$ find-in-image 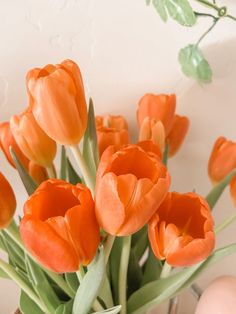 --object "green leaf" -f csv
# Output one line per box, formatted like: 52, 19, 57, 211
73, 247, 105, 314
152, 0, 168, 22
127, 249, 143, 297
20, 290, 44, 314
25, 255, 60, 313
178, 44, 212, 84
109, 238, 123, 304
128, 243, 236, 314
66, 158, 82, 184
132, 226, 148, 261
164, 0, 196, 26
55, 300, 73, 314
91, 305, 122, 314
98, 274, 114, 308
10, 147, 37, 195
162, 143, 169, 166
141, 248, 162, 286
65, 273, 79, 293
83, 98, 99, 181
146, 0, 151, 5
206, 169, 236, 209
0, 267, 9, 279
60, 146, 67, 180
